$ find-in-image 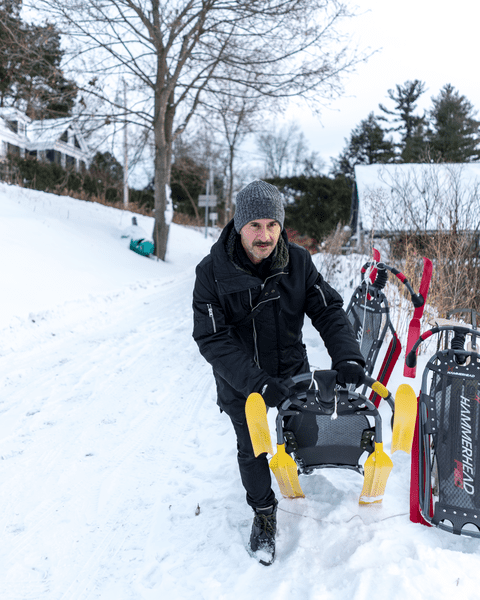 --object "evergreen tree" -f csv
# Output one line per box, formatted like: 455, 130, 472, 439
379, 79, 427, 161
87, 151, 123, 200
427, 84, 480, 162
0, 0, 77, 118
332, 112, 395, 178
267, 174, 352, 241
0, 0, 21, 105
